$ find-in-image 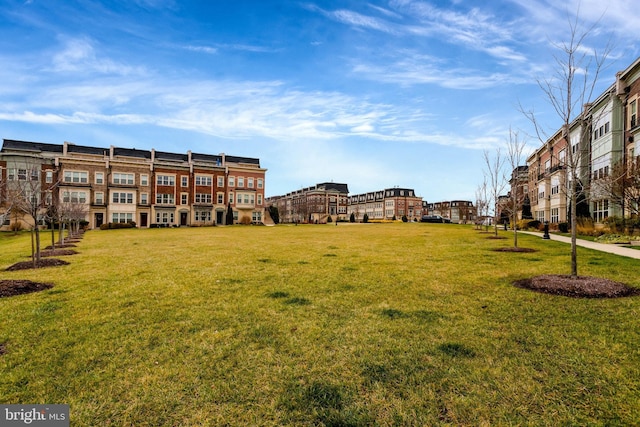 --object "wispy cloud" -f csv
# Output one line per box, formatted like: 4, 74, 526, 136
51, 37, 145, 76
